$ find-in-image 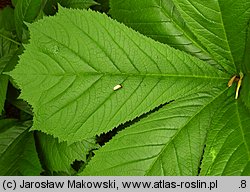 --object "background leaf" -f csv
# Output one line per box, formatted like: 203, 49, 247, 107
36, 132, 99, 174
14, 0, 47, 41
110, 0, 217, 67
171, 0, 250, 72
11, 0, 17, 7
0, 29, 18, 57
10, 8, 228, 143
200, 97, 250, 175
0, 29, 19, 115
243, 22, 250, 73
0, 120, 42, 175
0, 6, 15, 32
44, 0, 97, 16
0, 75, 8, 115
241, 75, 250, 110
59, 0, 98, 9
92, 0, 109, 13
241, 23, 250, 109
